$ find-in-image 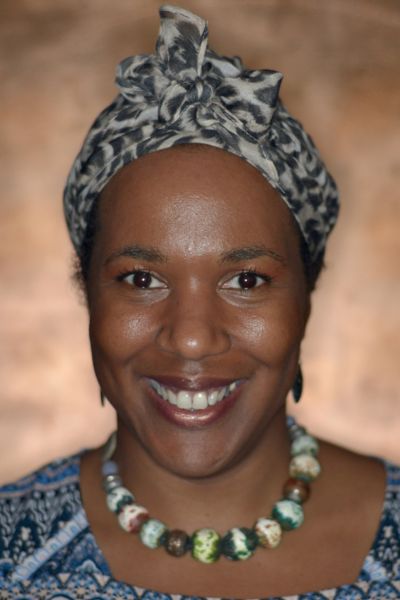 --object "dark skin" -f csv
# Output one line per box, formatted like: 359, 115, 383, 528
80, 145, 386, 598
